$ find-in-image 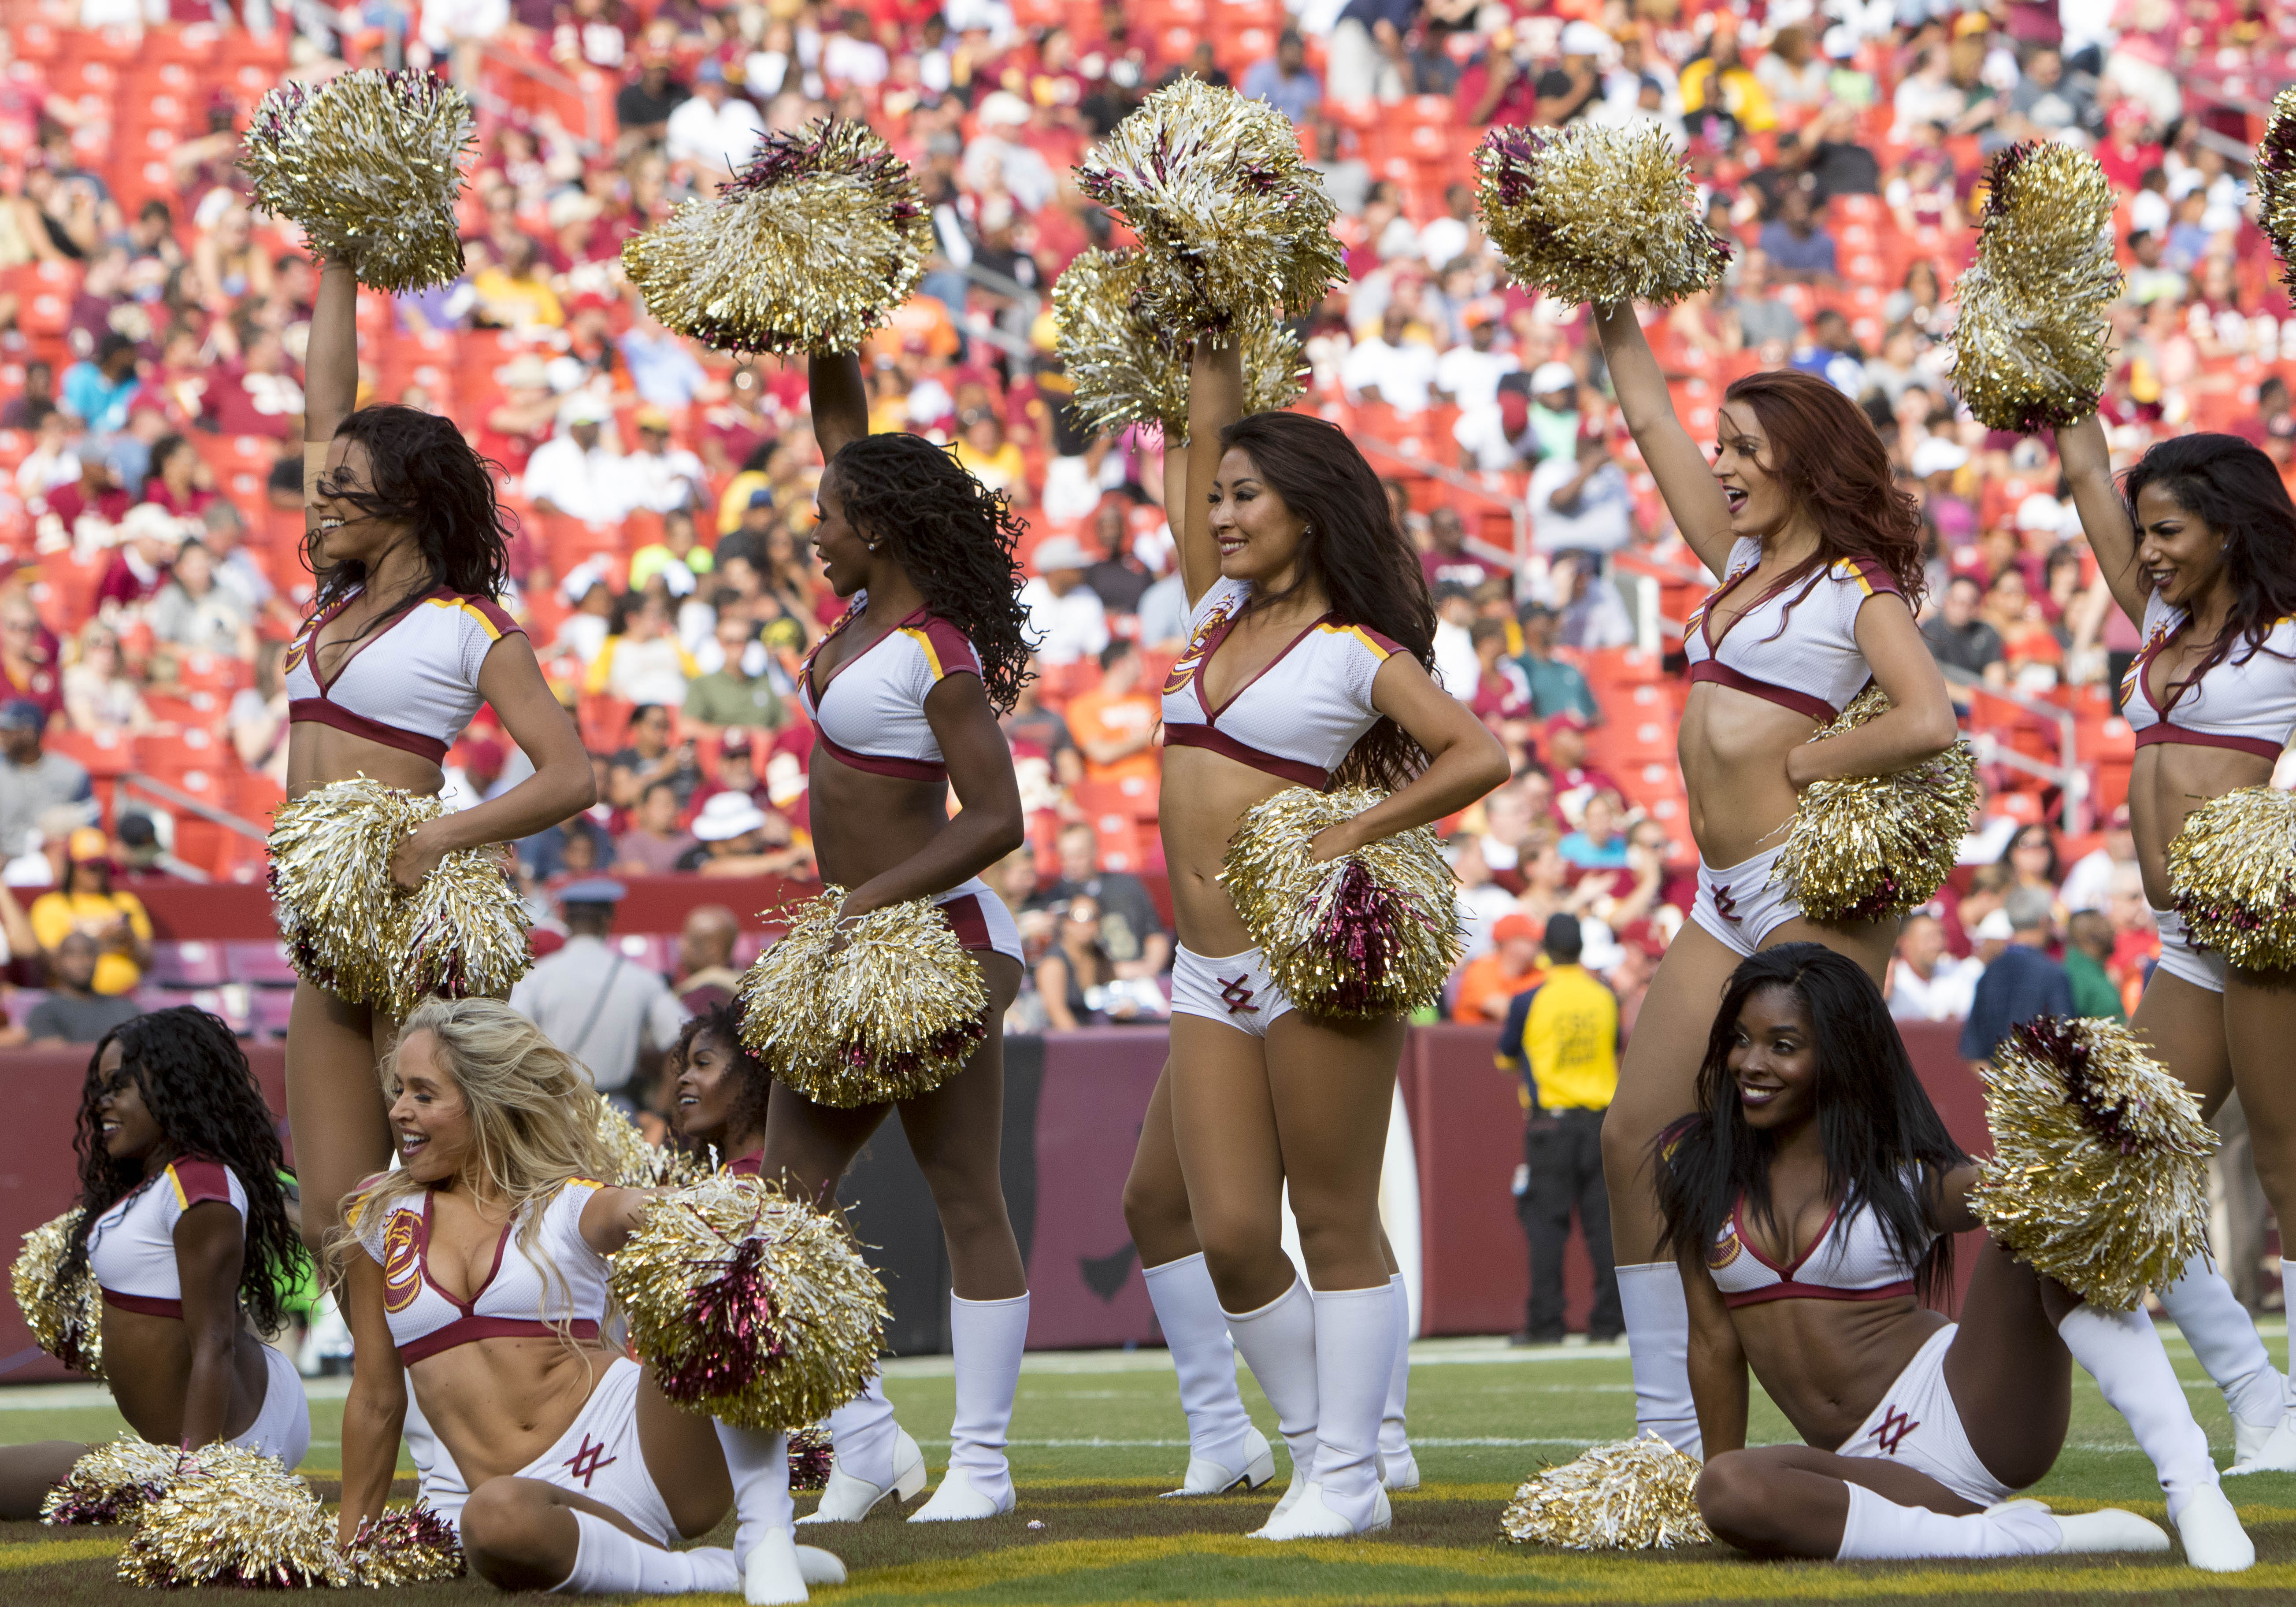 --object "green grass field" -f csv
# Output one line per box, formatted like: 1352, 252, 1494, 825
8, 1328, 2296, 1604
